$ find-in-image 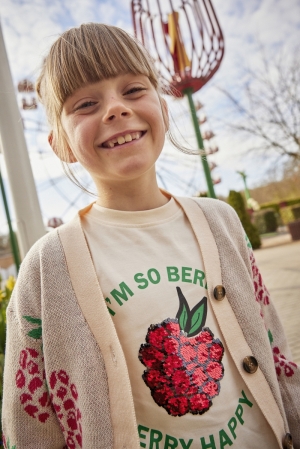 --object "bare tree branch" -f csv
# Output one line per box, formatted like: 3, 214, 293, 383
215, 49, 300, 162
